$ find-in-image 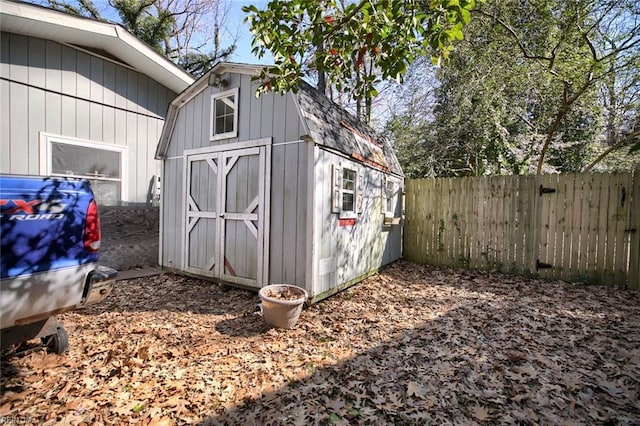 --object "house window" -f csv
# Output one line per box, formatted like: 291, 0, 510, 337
210, 88, 238, 140
46, 137, 125, 206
